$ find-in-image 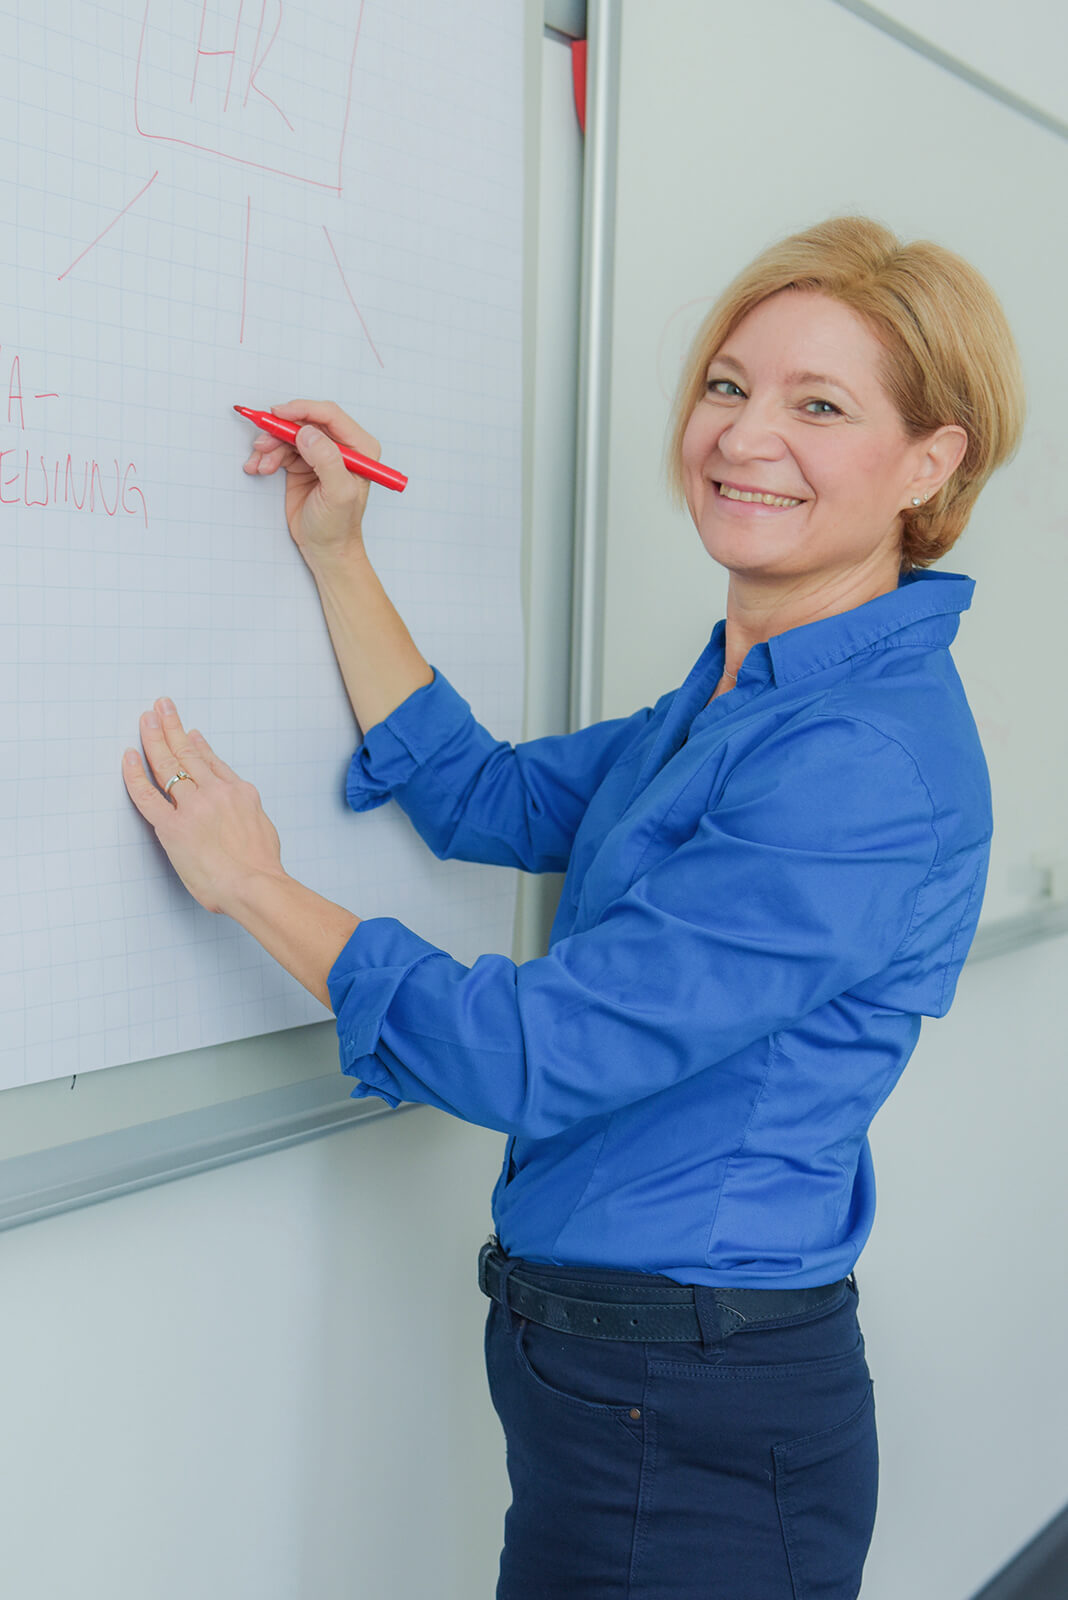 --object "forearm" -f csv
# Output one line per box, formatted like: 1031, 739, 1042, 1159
309, 544, 434, 736
228, 869, 361, 1010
